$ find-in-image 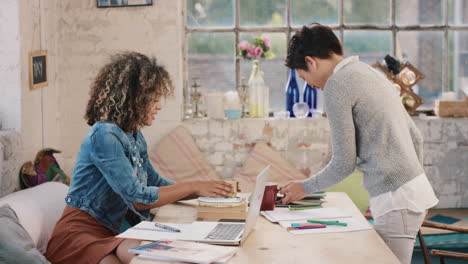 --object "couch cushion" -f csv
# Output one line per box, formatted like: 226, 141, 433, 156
233, 142, 307, 192
149, 125, 221, 182
0, 204, 49, 263
0, 182, 68, 254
